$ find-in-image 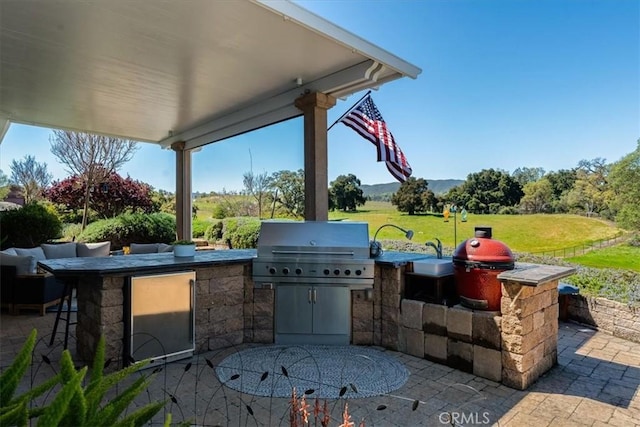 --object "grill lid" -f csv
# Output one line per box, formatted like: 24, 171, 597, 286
256, 221, 370, 258
453, 226, 514, 267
